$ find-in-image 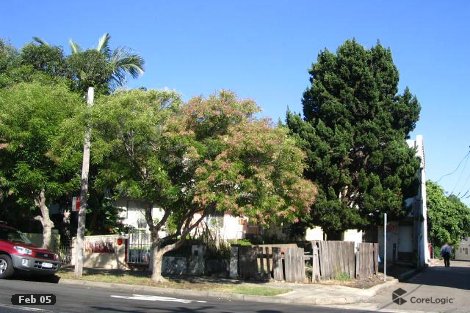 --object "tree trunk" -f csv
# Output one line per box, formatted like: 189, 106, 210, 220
150, 245, 165, 282
34, 189, 54, 250
75, 87, 94, 278
151, 242, 179, 283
